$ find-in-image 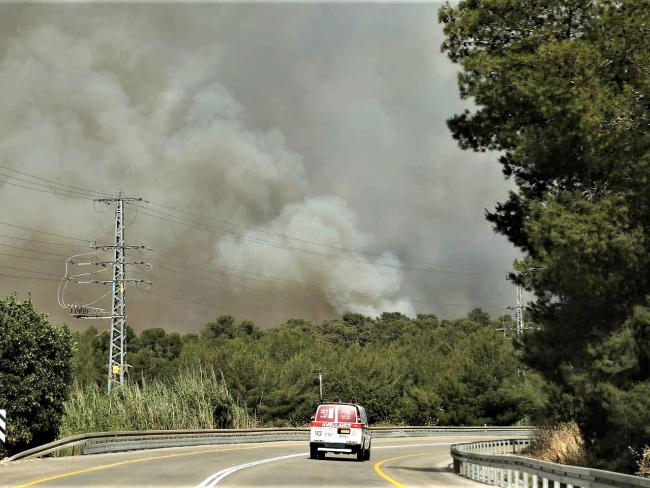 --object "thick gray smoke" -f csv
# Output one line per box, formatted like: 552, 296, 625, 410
0, 4, 518, 331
